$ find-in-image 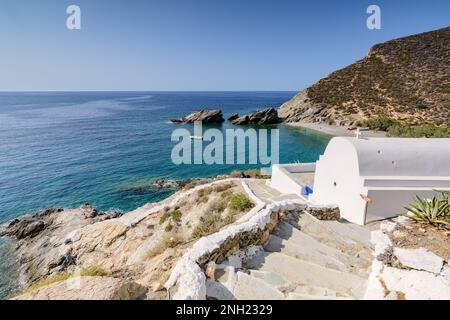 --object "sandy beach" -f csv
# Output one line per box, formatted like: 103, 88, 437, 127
285, 122, 387, 138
